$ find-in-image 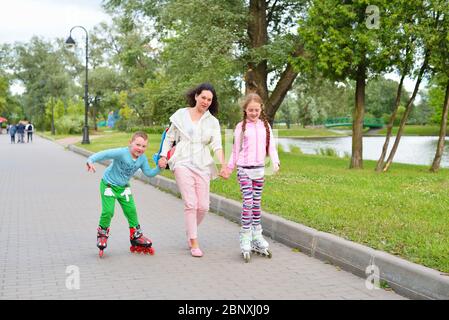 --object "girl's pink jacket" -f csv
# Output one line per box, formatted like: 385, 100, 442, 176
227, 120, 280, 171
